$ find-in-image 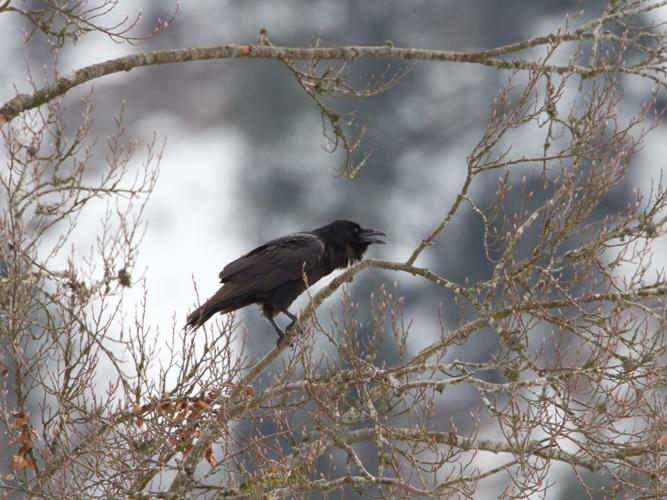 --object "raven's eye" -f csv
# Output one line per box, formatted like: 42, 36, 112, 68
353, 226, 360, 233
